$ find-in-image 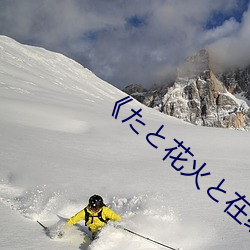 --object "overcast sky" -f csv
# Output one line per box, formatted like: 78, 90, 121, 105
0, 0, 249, 89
